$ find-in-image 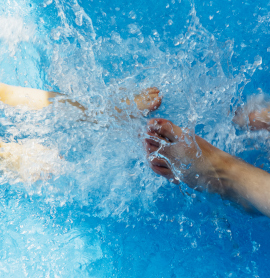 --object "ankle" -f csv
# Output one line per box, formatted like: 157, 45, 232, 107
198, 136, 240, 188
